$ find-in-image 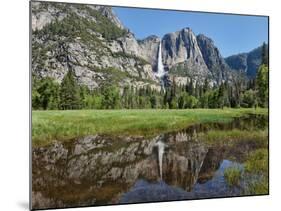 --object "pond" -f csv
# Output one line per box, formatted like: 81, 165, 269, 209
32, 114, 268, 209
